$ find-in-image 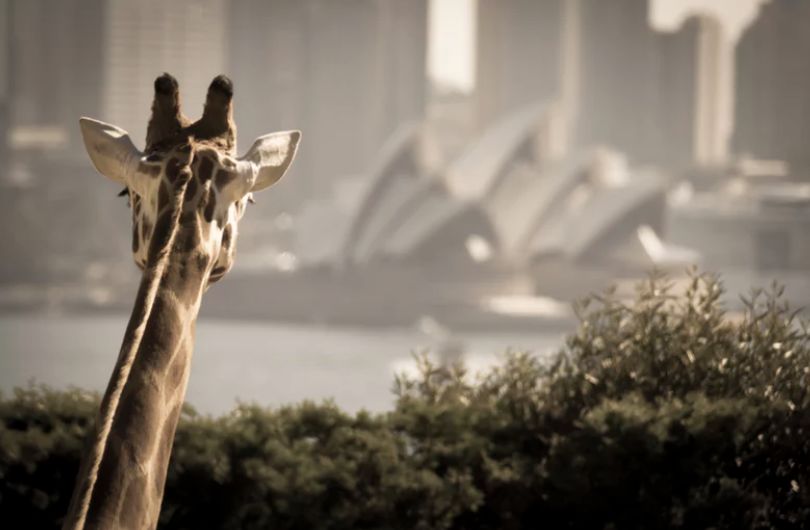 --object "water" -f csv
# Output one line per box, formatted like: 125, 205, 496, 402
0, 314, 562, 414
